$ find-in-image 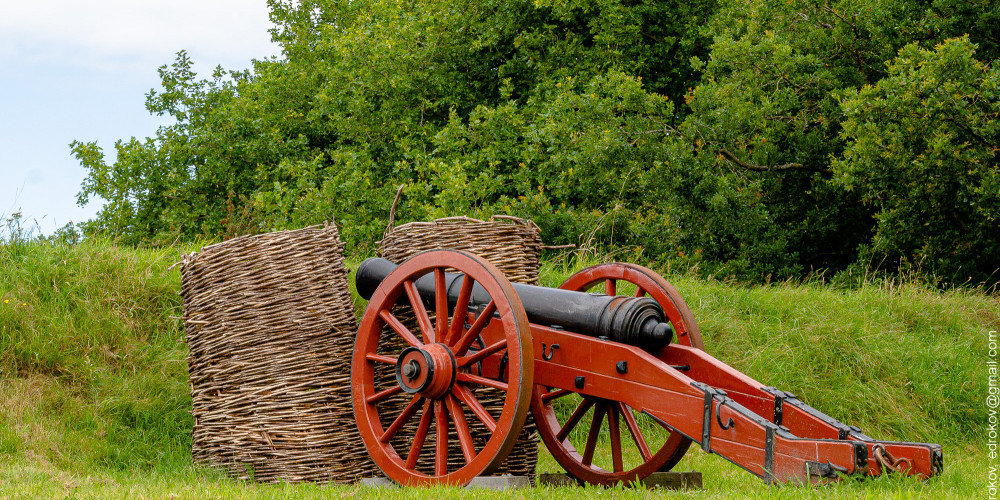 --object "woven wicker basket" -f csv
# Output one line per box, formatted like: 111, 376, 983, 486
181, 223, 377, 483
377, 215, 543, 478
